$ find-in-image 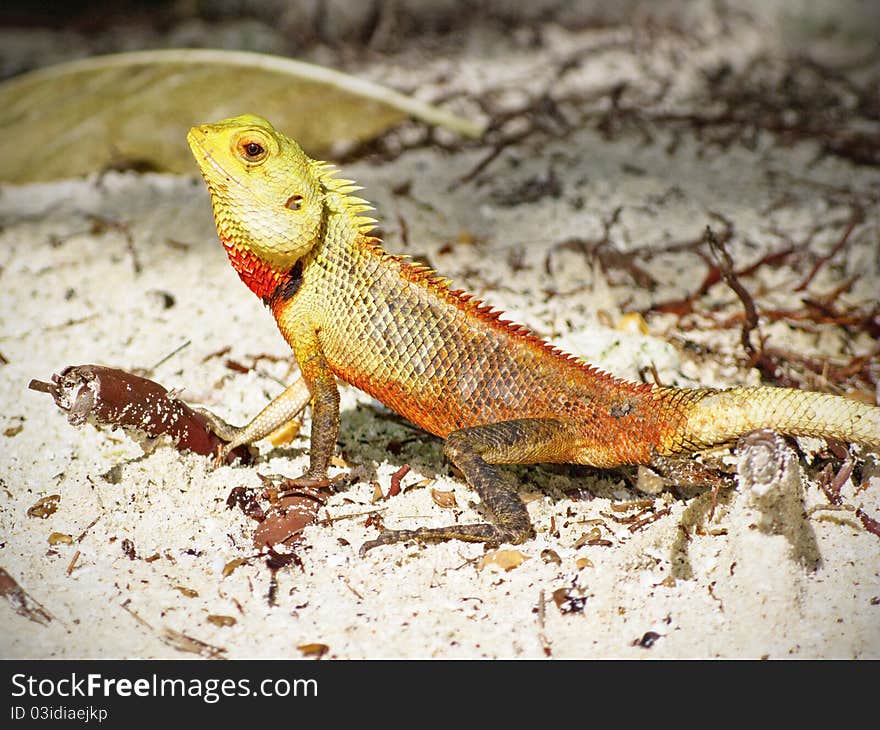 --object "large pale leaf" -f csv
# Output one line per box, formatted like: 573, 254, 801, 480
0, 49, 484, 182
